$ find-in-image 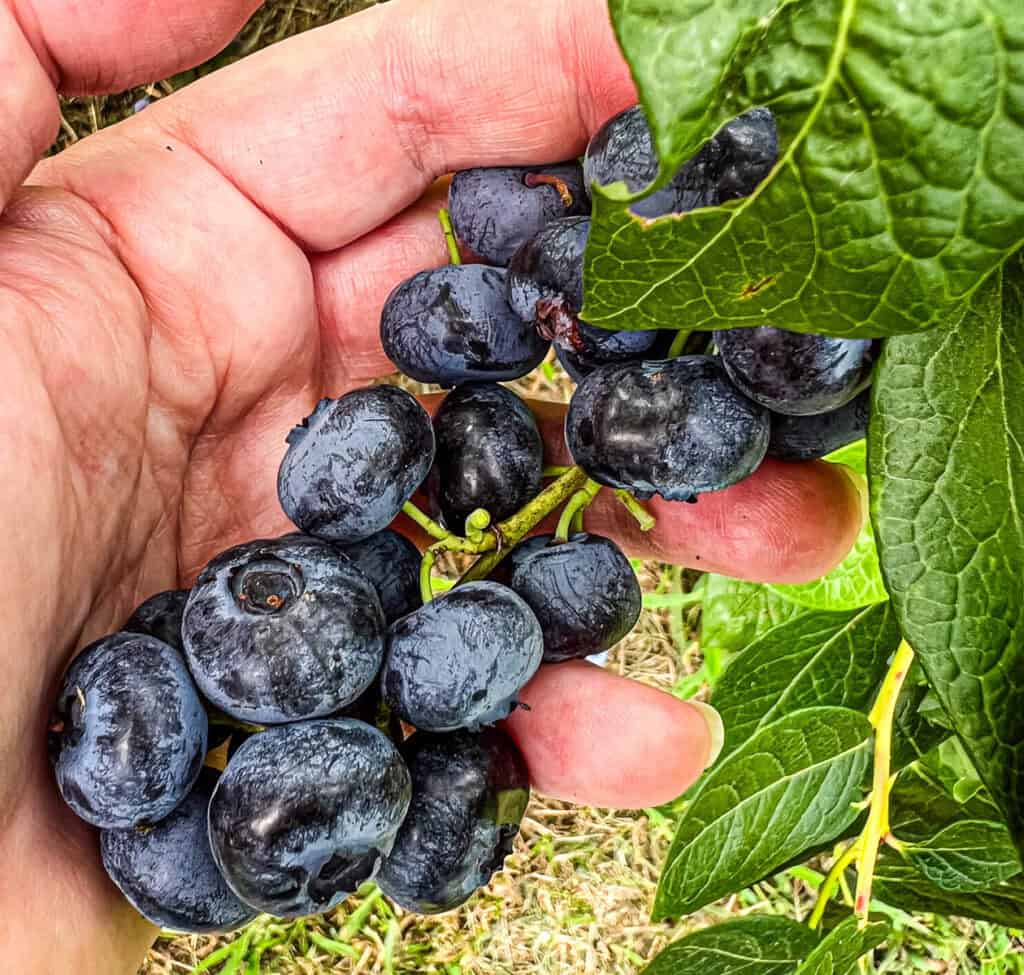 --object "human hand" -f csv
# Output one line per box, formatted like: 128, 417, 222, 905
0, 0, 864, 970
